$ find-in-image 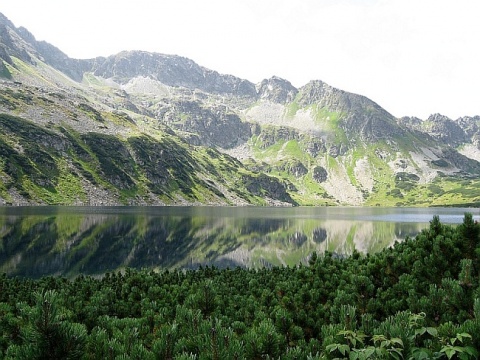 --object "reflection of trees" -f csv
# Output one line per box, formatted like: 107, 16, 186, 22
312, 228, 327, 243
0, 216, 59, 277
0, 214, 250, 277
289, 232, 307, 246
237, 219, 287, 236
0, 209, 432, 278
394, 222, 424, 239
